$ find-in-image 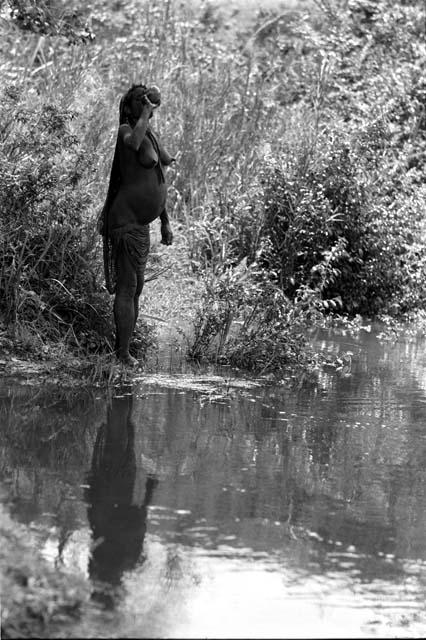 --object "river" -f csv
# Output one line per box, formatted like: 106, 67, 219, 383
1, 326, 426, 638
